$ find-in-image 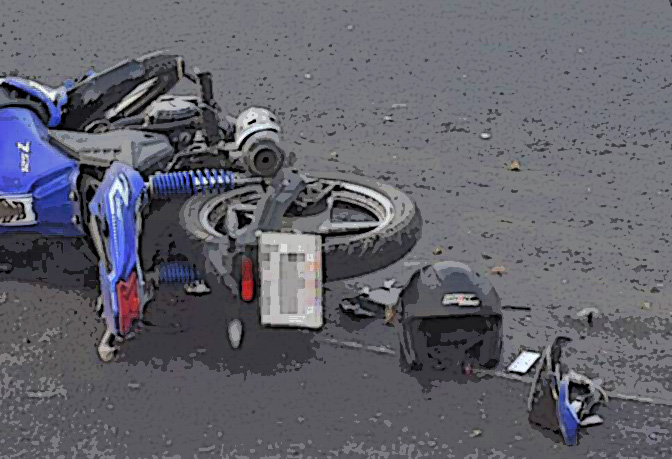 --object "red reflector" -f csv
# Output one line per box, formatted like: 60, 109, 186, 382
241, 256, 254, 302
117, 271, 141, 335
